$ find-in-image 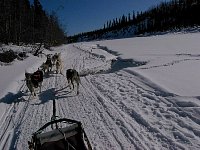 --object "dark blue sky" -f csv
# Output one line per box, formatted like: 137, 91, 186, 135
32, 0, 169, 36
